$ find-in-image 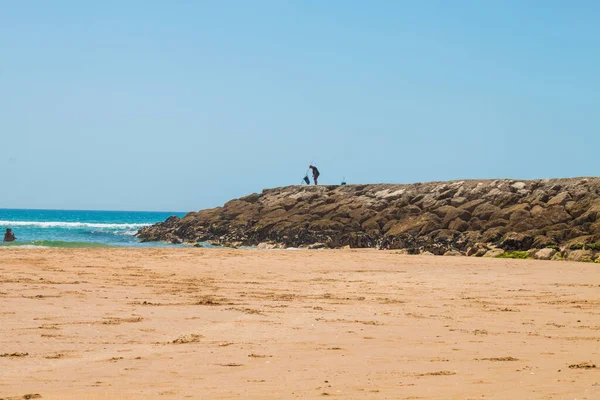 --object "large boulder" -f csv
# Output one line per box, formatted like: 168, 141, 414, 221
531, 235, 556, 248
385, 213, 442, 236
566, 250, 594, 262
444, 249, 463, 257
532, 248, 557, 260
547, 192, 572, 206
472, 204, 501, 221
499, 232, 534, 251
483, 248, 504, 258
